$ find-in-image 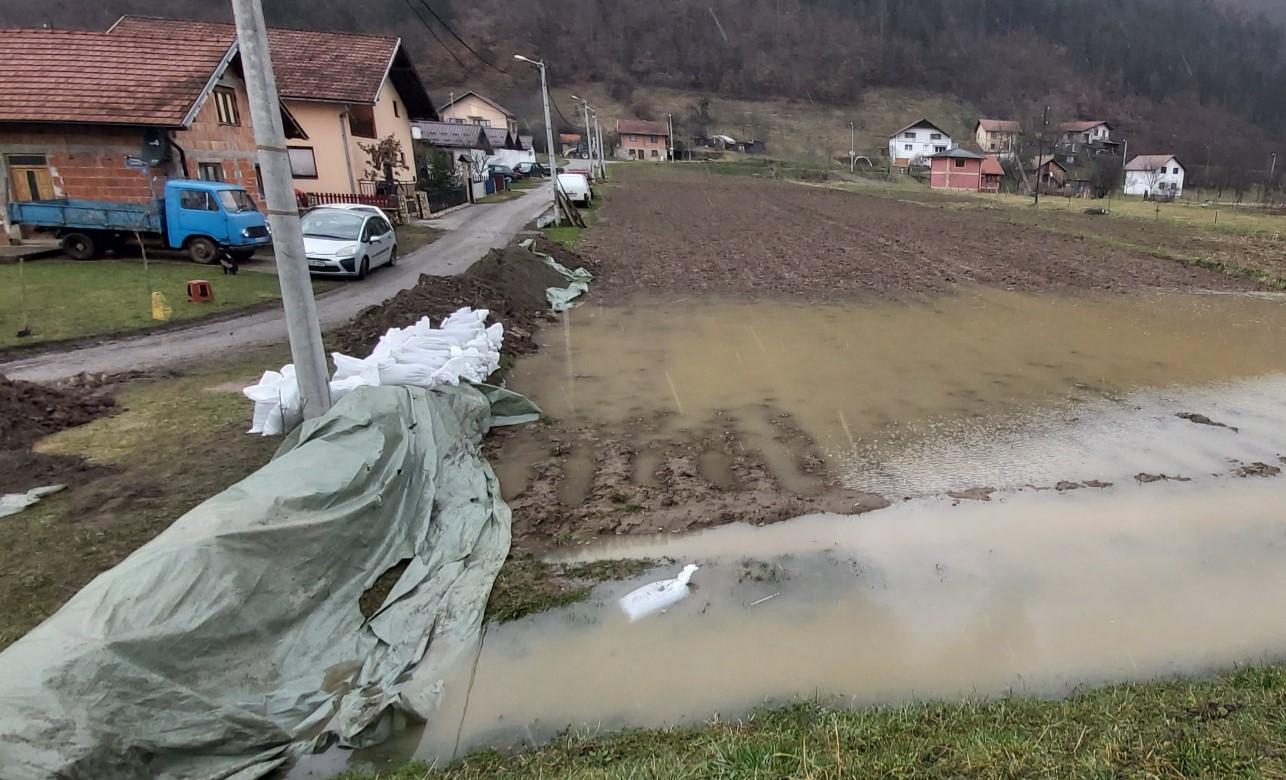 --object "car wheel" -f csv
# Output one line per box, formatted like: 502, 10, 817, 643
61, 232, 97, 261
187, 237, 219, 264
357, 256, 370, 280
